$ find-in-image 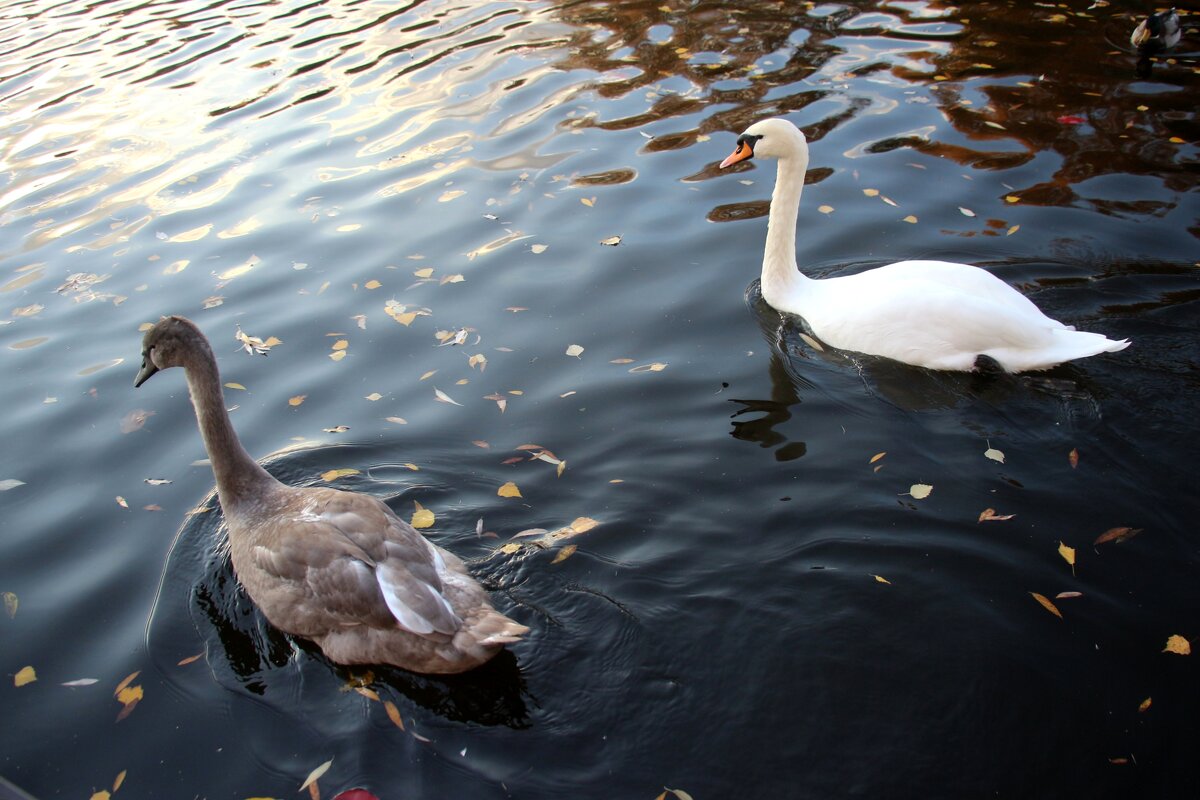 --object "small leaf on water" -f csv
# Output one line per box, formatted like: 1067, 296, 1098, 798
298, 759, 333, 793
224, 382, 246, 391
863, 188, 879, 197
115, 496, 128, 508
978, 508, 1015, 522
364, 392, 382, 402
329, 349, 347, 361
419, 370, 437, 381
497, 482, 522, 498
364, 280, 382, 290
1068, 447, 1079, 468
323, 426, 350, 433
551, 544, 577, 564
3, 591, 17, 618
1006, 225, 1020, 236
580, 197, 595, 207
530, 244, 548, 254
1058, 541, 1076, 574
144, 478, 172, 486
384, 700, 405, 730
1163, 635, 1190, 655
565, 344, 584, 358
1138, 697, 1152, 713
14, 665, 36, 687
666, 789, 695, 800
628, 362, 668, 373
177, 653, 203, 666
984, 447, 1005, 463
113, 770, 126, 792
959, 207, 976, 217
818, 205, 834, 214
385, 417, 407, 425
88, 792, 110, 800
902, 215, 918, 224
599, 235, 622, 246
869, 452, 886, 464
498, 542, 522, 555
1030, 592, 1063, 619
61, 678, 100, 686
1055, 591, 1082, 600
411, 502, 435, 529
909, 483, 933, 500
434, 388, 462, 406
320, 468, 360, 482
0, 479, 26, 492
1094, 526, 1142, 545
331, 340, 349, 351
872, 574, 891, 585
288, 395, 307, 407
